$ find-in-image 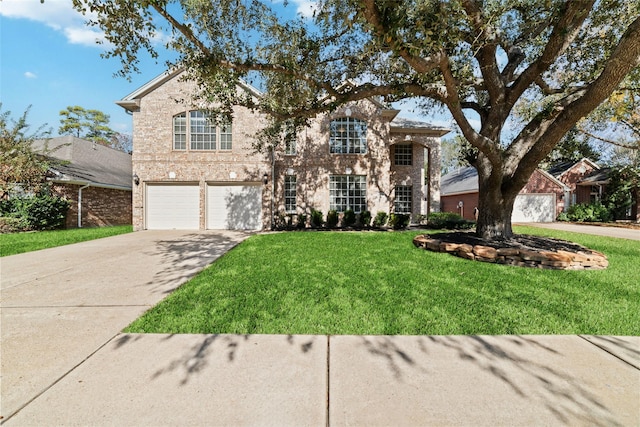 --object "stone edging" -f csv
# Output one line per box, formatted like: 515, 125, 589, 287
412, 234, 608, 270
